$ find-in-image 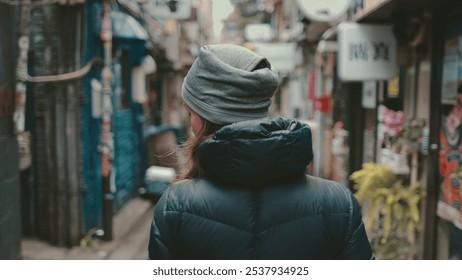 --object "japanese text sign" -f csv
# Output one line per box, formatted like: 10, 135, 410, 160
337, 23, 396, 81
